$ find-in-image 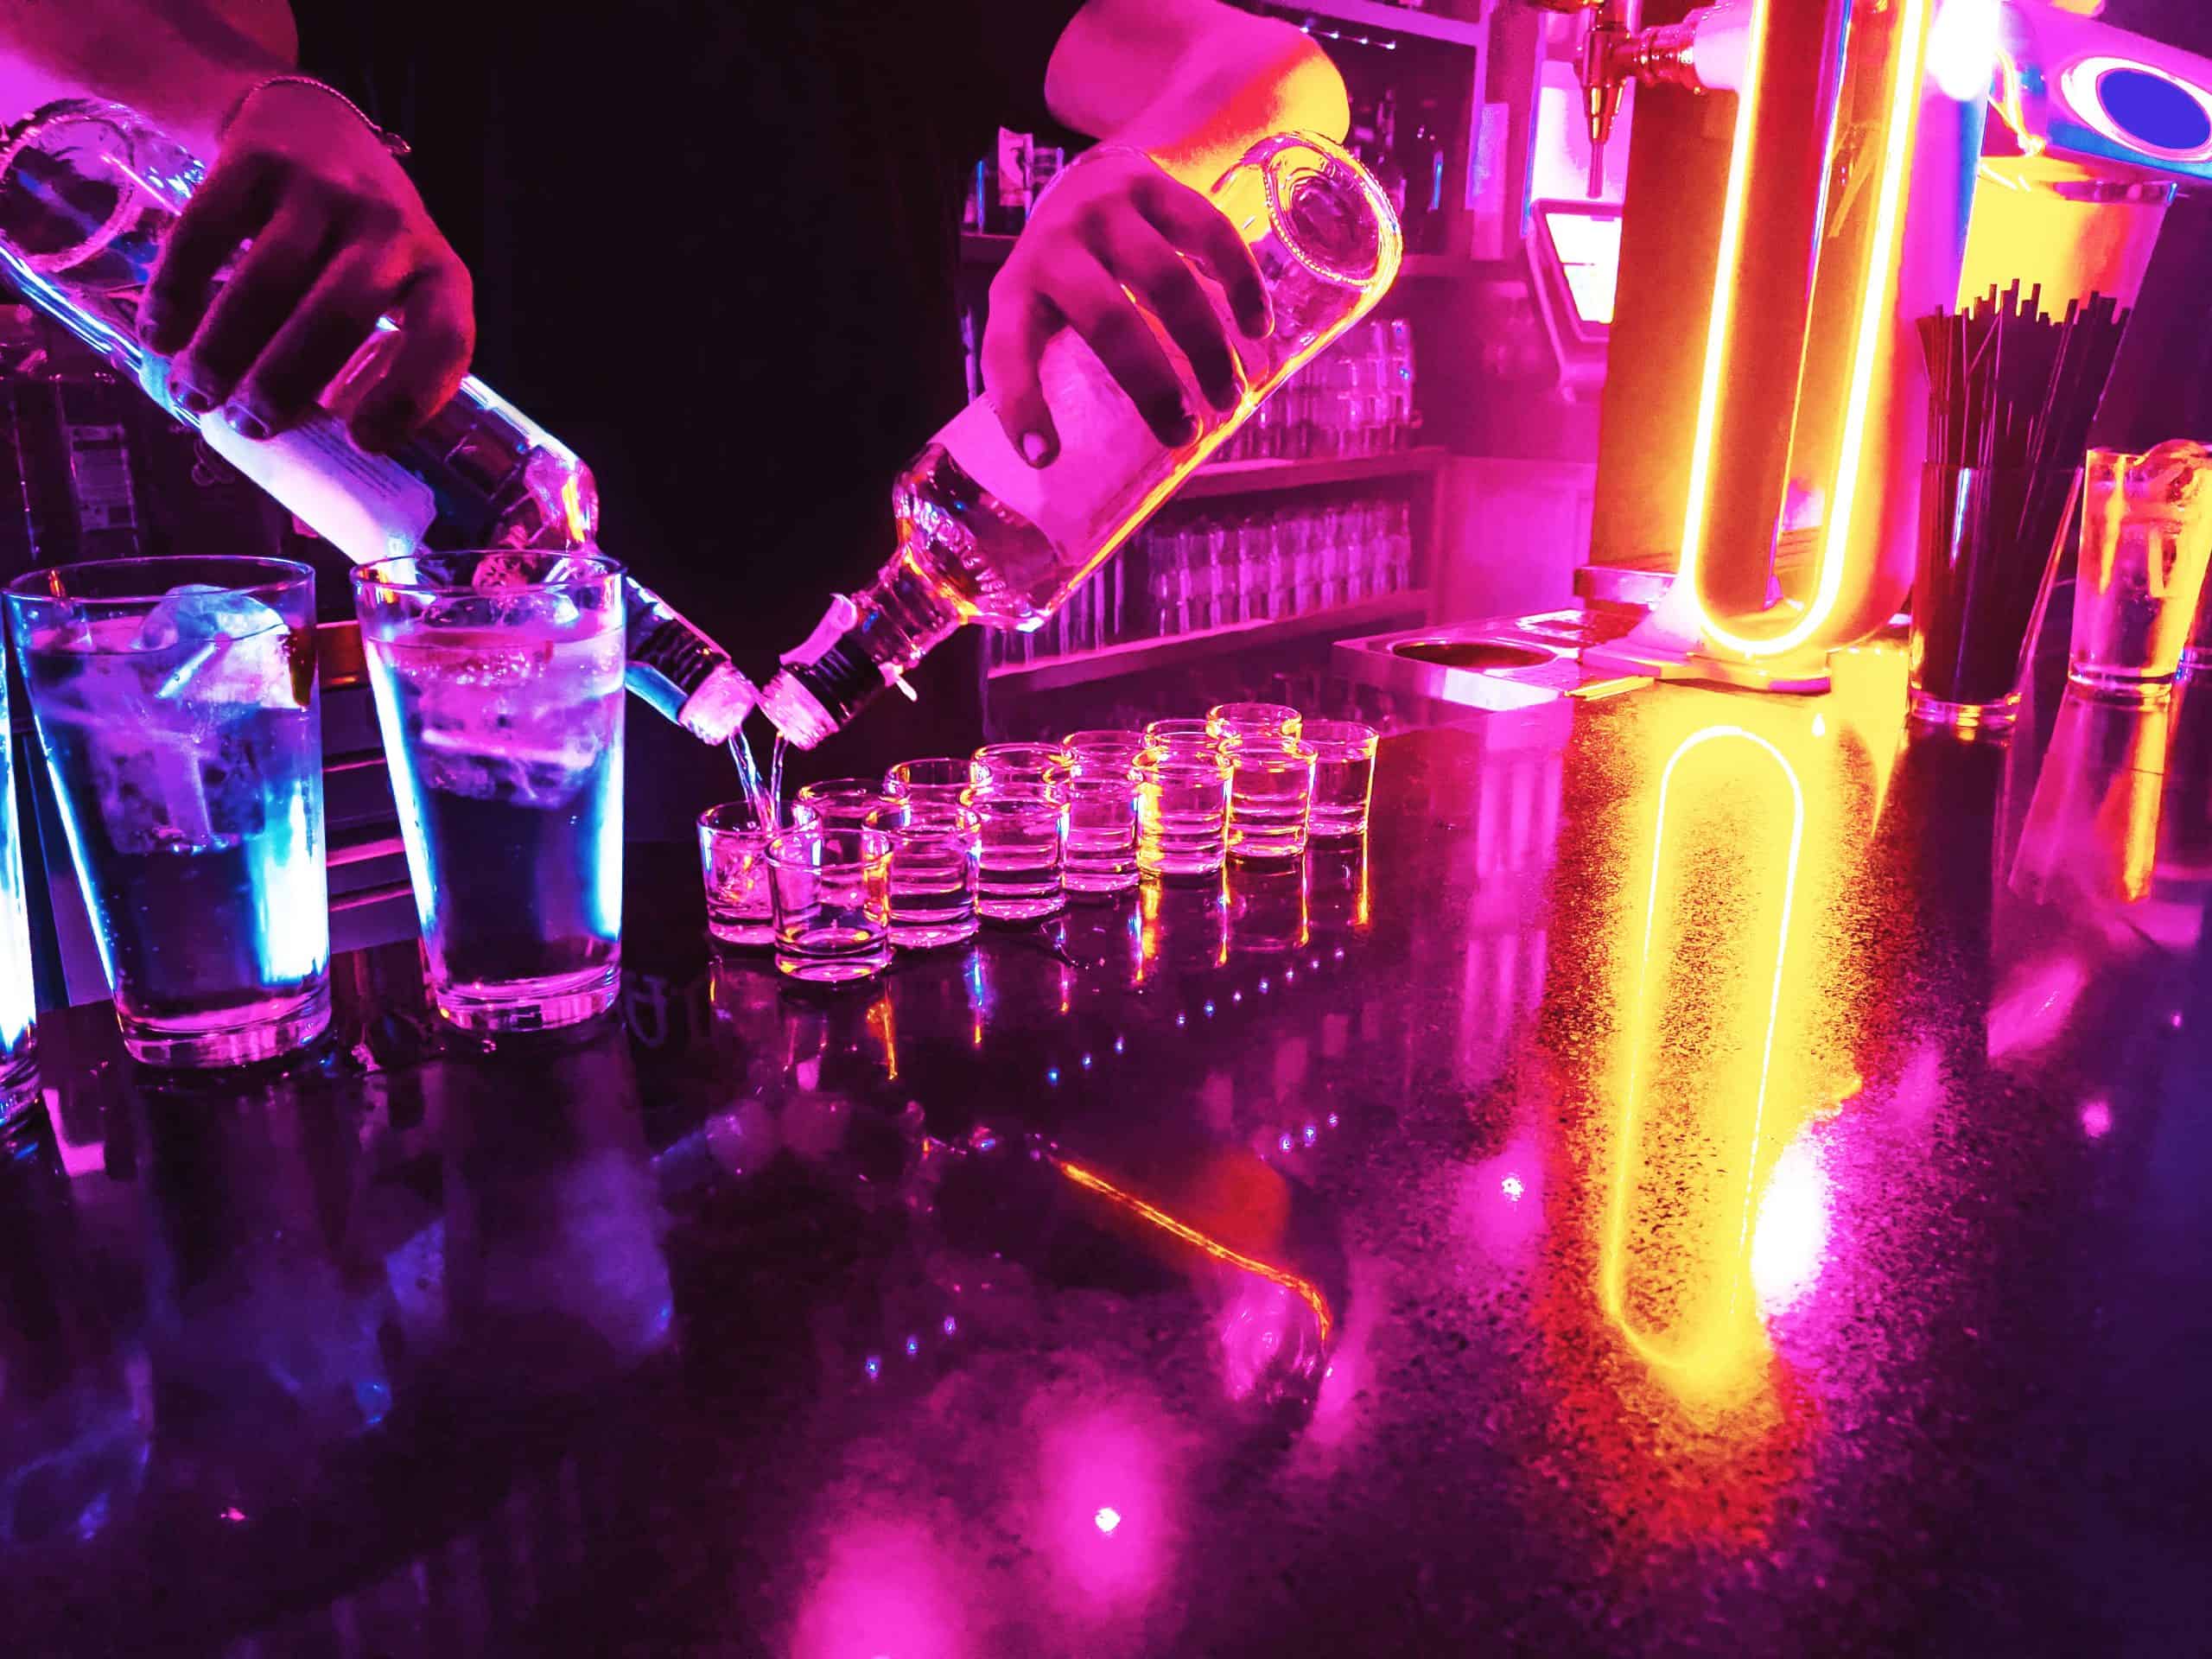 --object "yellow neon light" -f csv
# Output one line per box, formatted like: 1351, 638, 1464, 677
1054, 1158, 1335, 1344
1601, 727, 1806, 1382
1683, 0, 1935, 659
